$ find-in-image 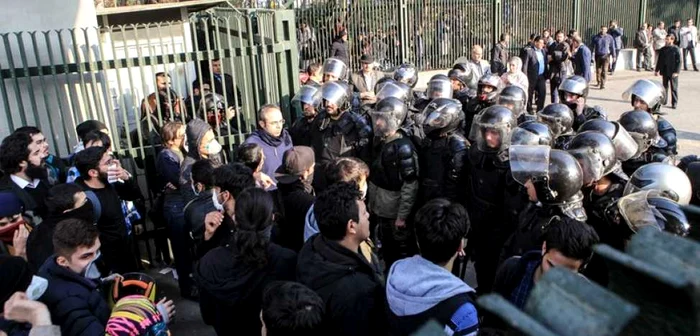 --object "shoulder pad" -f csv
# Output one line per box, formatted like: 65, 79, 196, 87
448, 133, 470, 152
657, 117, 675, 132
396, 139, 416, 159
